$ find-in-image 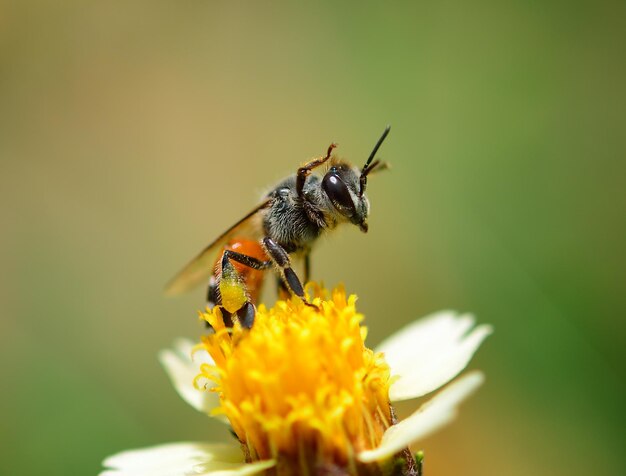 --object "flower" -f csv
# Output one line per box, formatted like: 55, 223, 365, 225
100, 285, 491, 475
